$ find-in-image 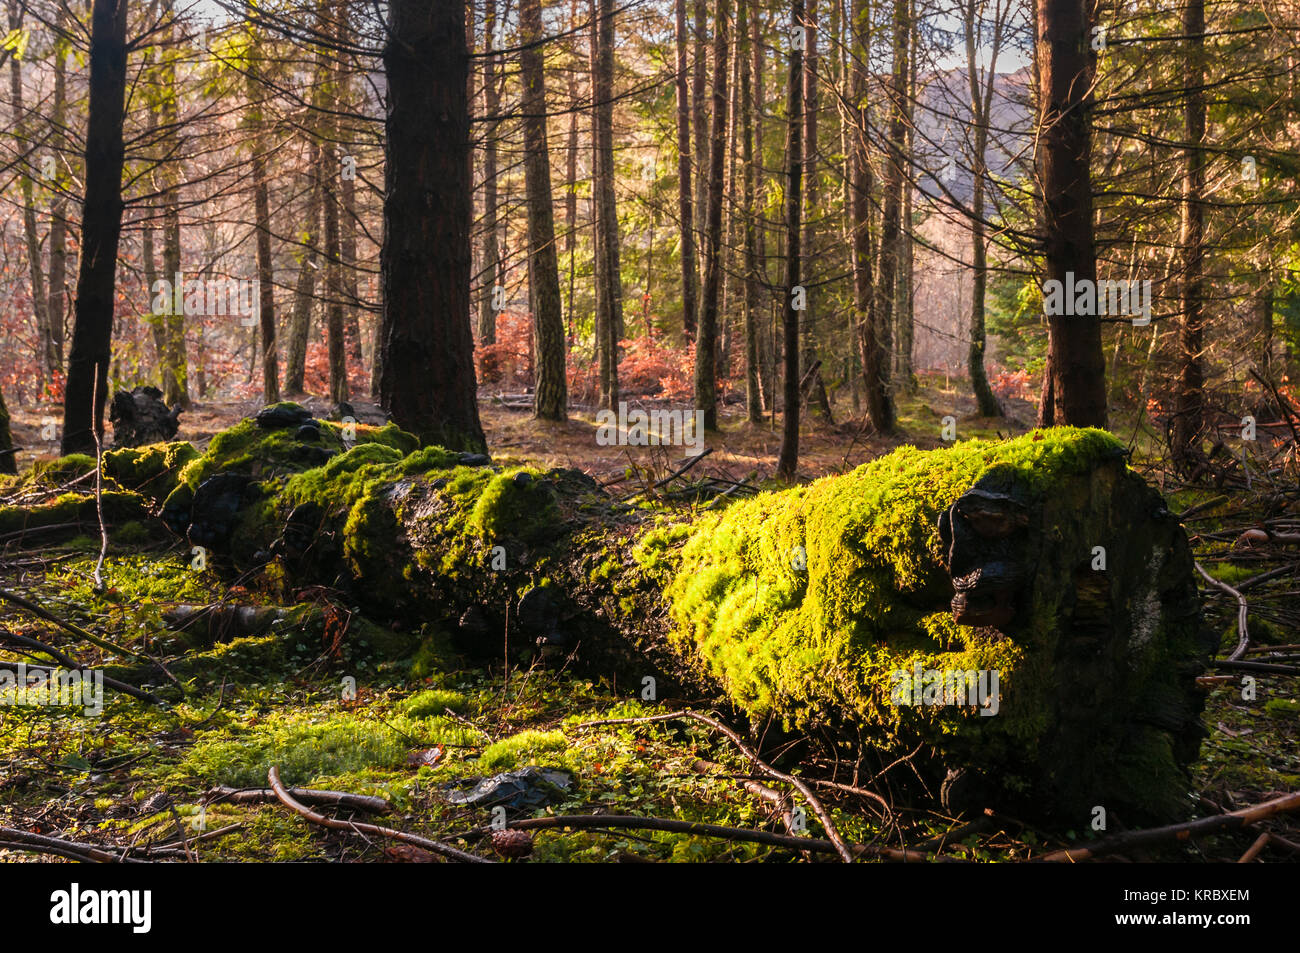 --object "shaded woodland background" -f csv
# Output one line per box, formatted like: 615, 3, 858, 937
0, 0, 1296, 474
